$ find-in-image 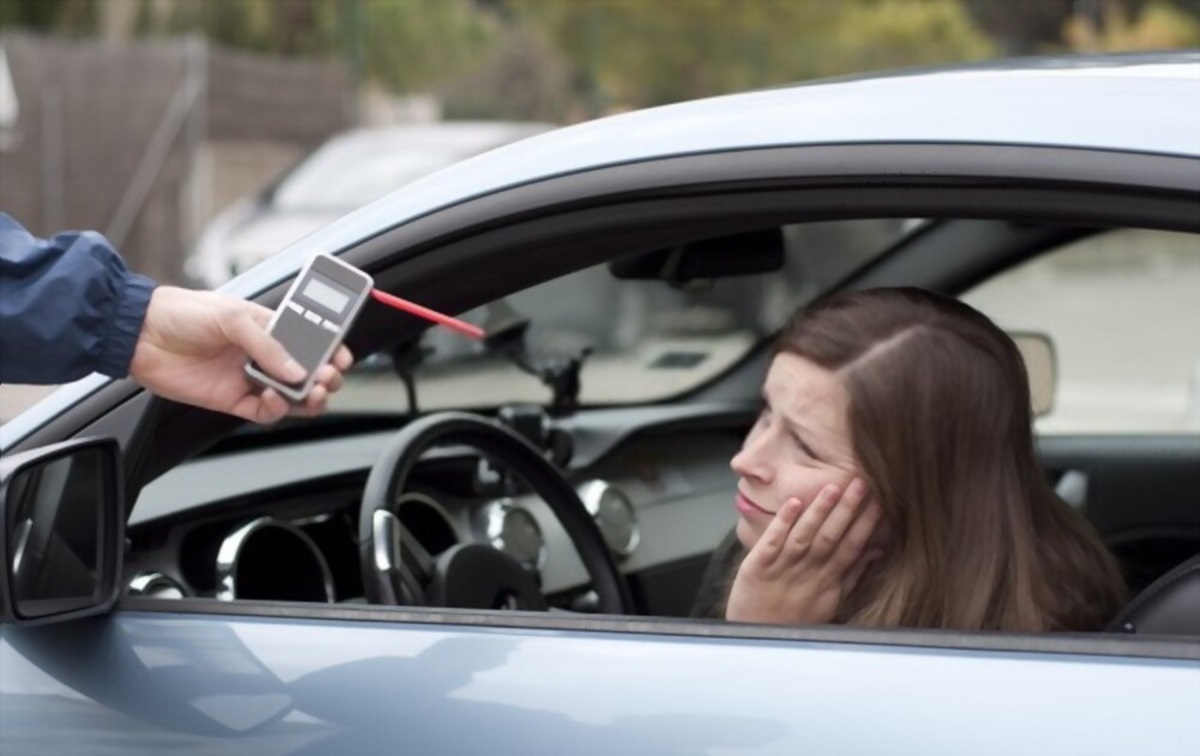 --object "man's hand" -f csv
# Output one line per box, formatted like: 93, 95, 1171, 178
130, 286, 353, 423
725, 479, 883, 625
